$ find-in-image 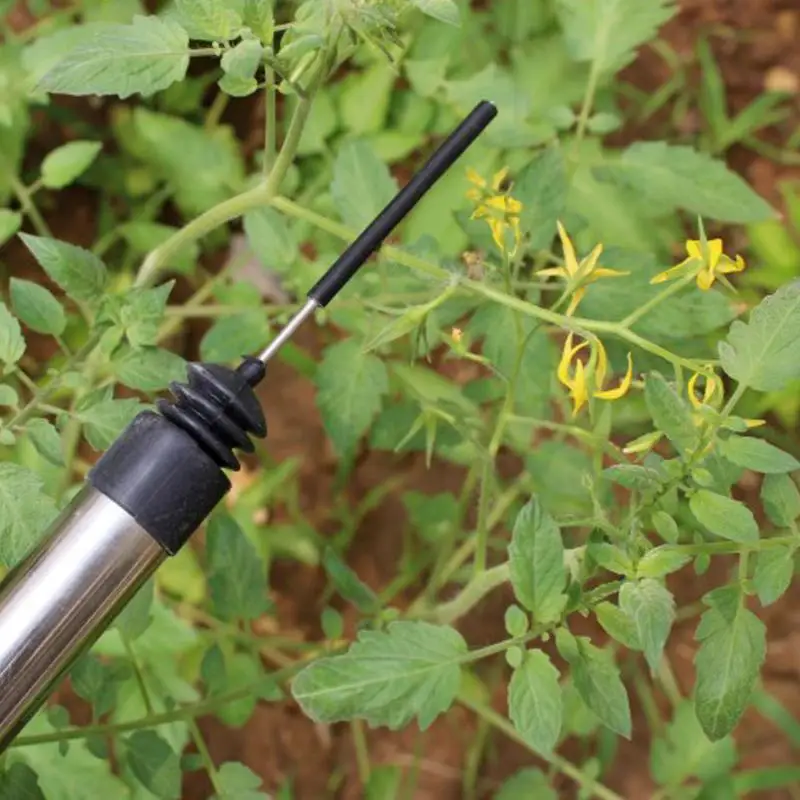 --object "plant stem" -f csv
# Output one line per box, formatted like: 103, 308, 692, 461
11, 174, 51, 237
459, 695, 625, 800
574, 61, 602, 149
263, 69, 277, 177
188, 718, 223, 796
351, 720, 371, 785
205, 91, 229, 129
428, 563, 510, 624
122, 635, 154, 715
620, 273, 696, 329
